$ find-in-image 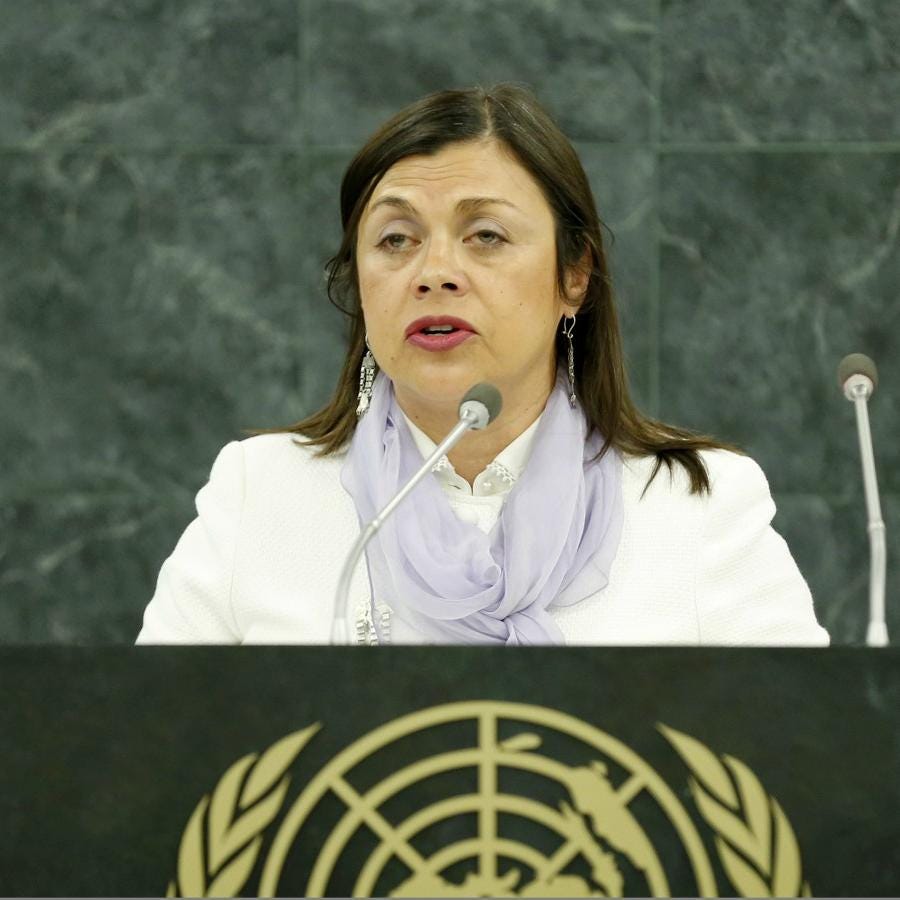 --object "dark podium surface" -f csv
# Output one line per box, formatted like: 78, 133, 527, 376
1, 646, 898, 897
